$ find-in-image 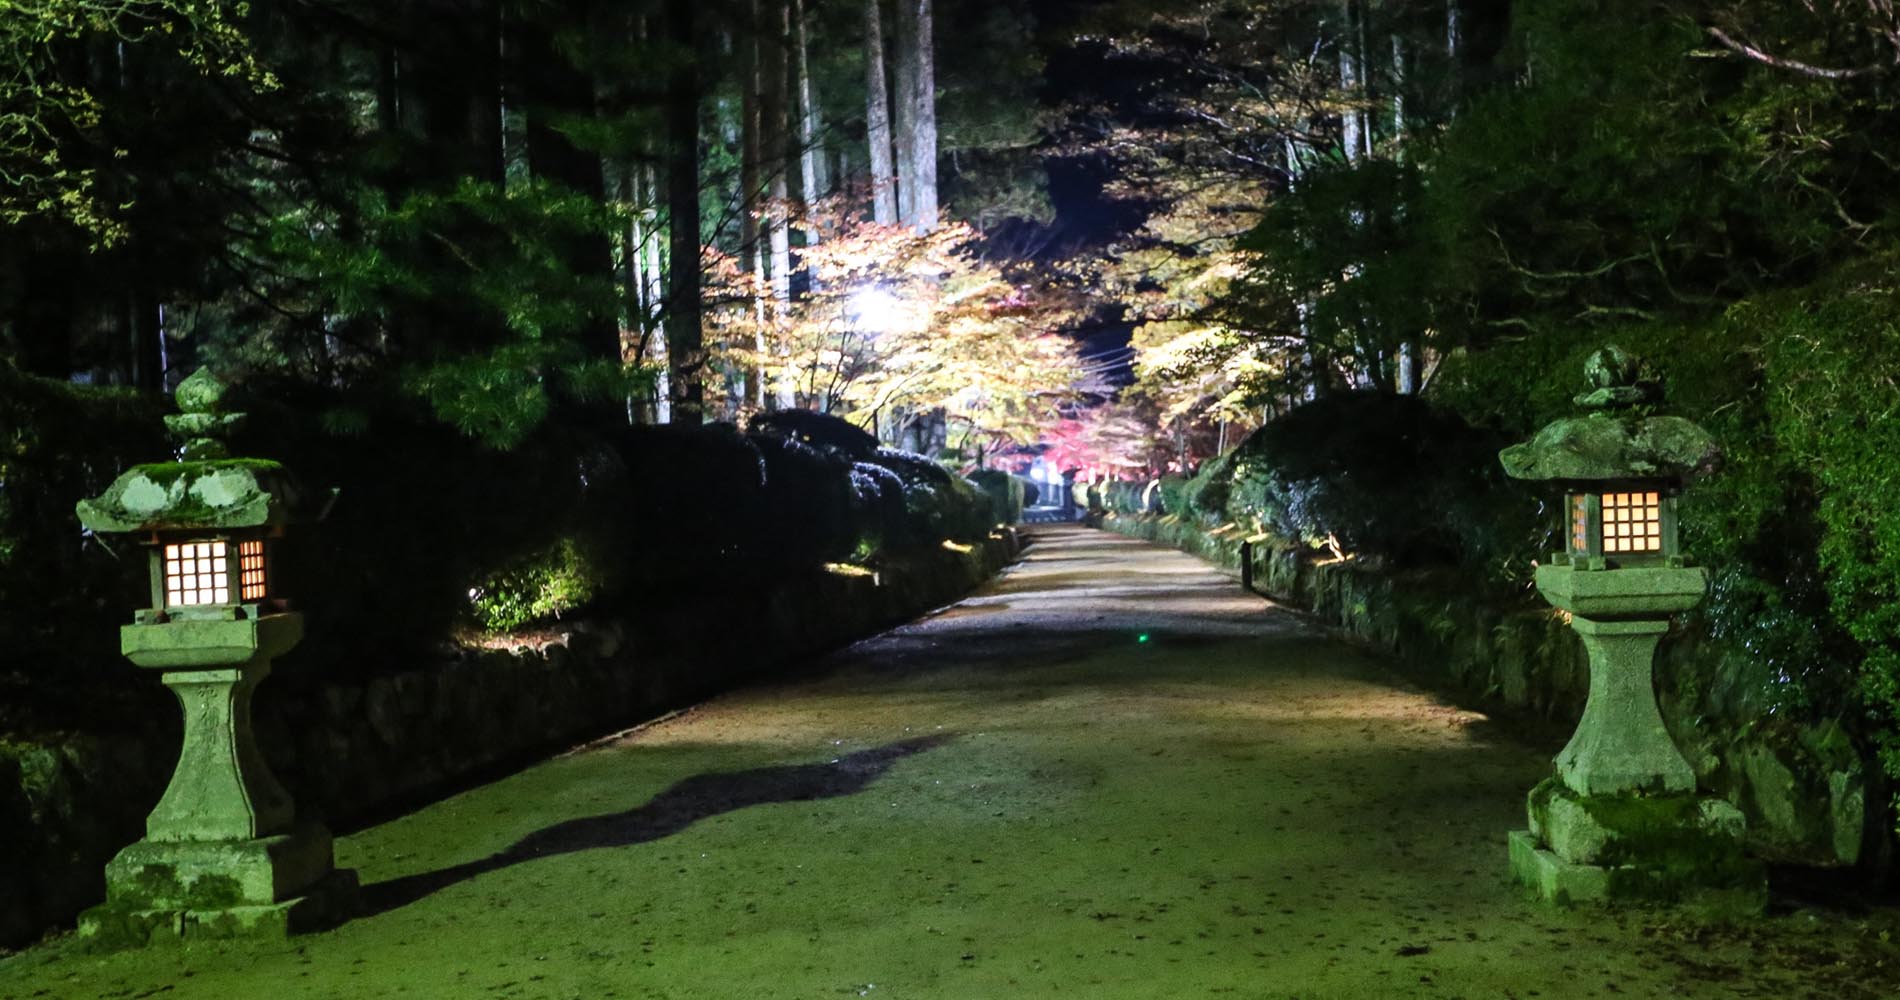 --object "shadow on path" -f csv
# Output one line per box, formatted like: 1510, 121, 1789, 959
359, 733, 954, 916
